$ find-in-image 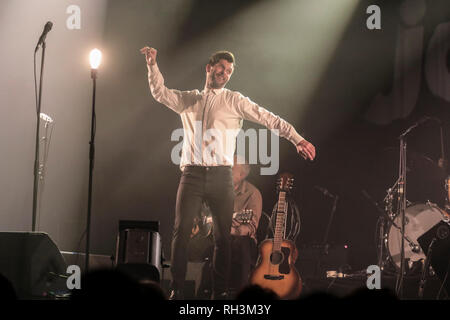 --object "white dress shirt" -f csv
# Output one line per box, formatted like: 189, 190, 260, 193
148, 63, 304, 170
